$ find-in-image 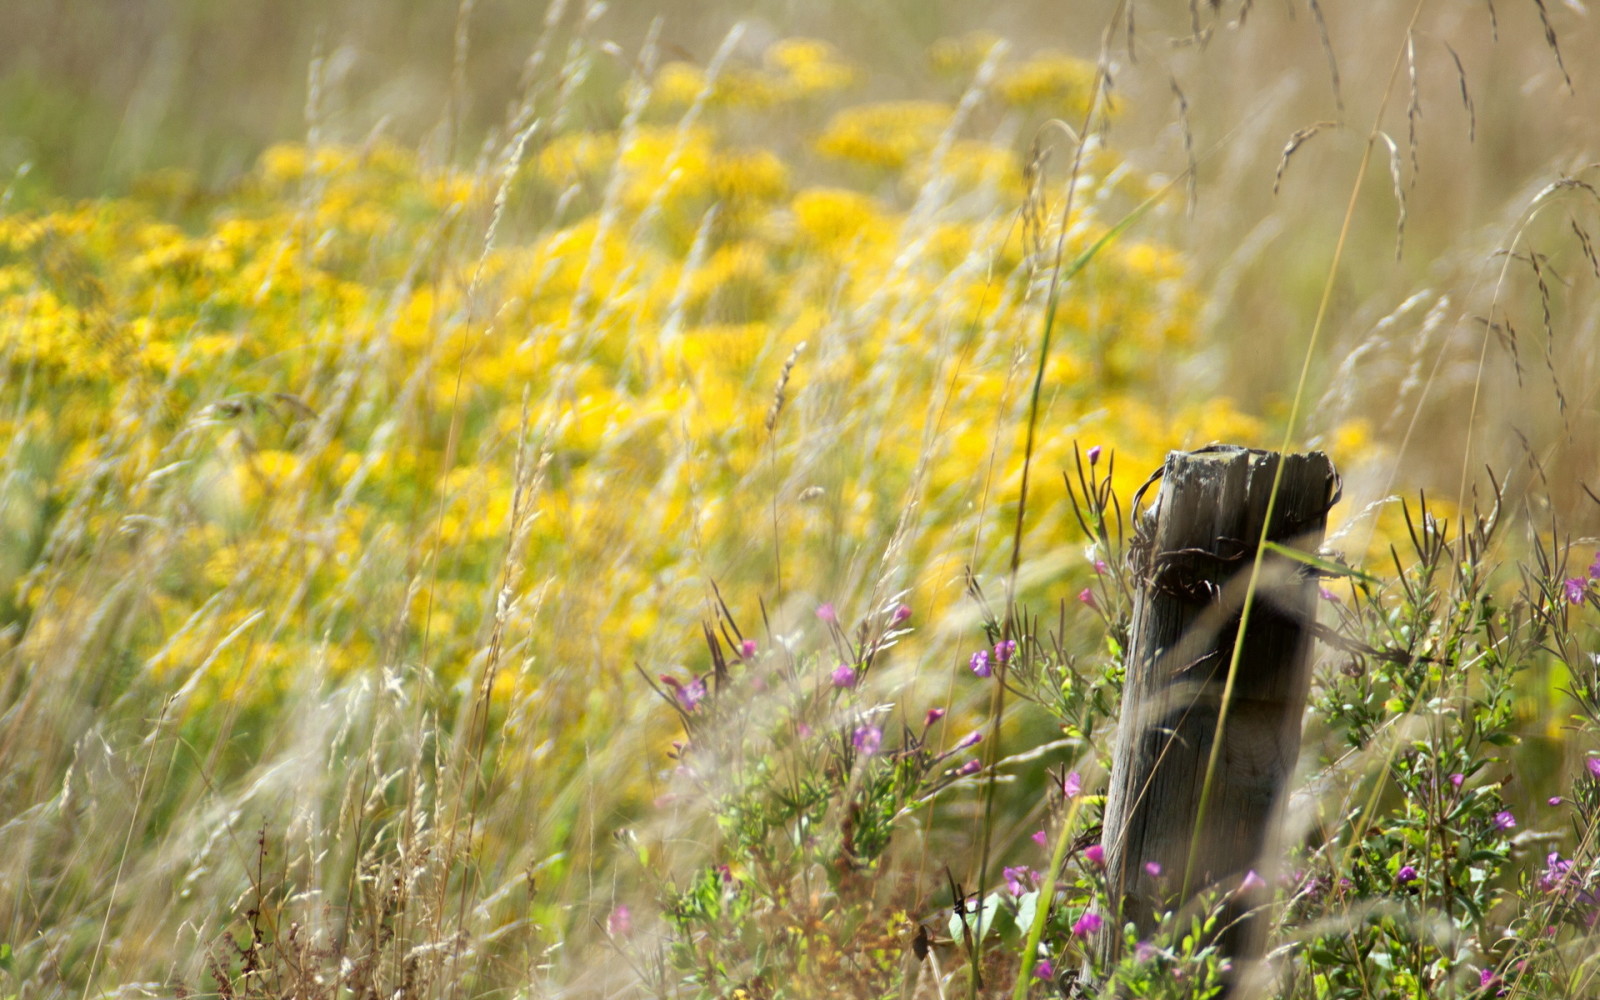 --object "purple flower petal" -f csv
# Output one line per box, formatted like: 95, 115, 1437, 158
852, 724, 882, 756
1564, 577, 1588, 605
969, 649, 991, 678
